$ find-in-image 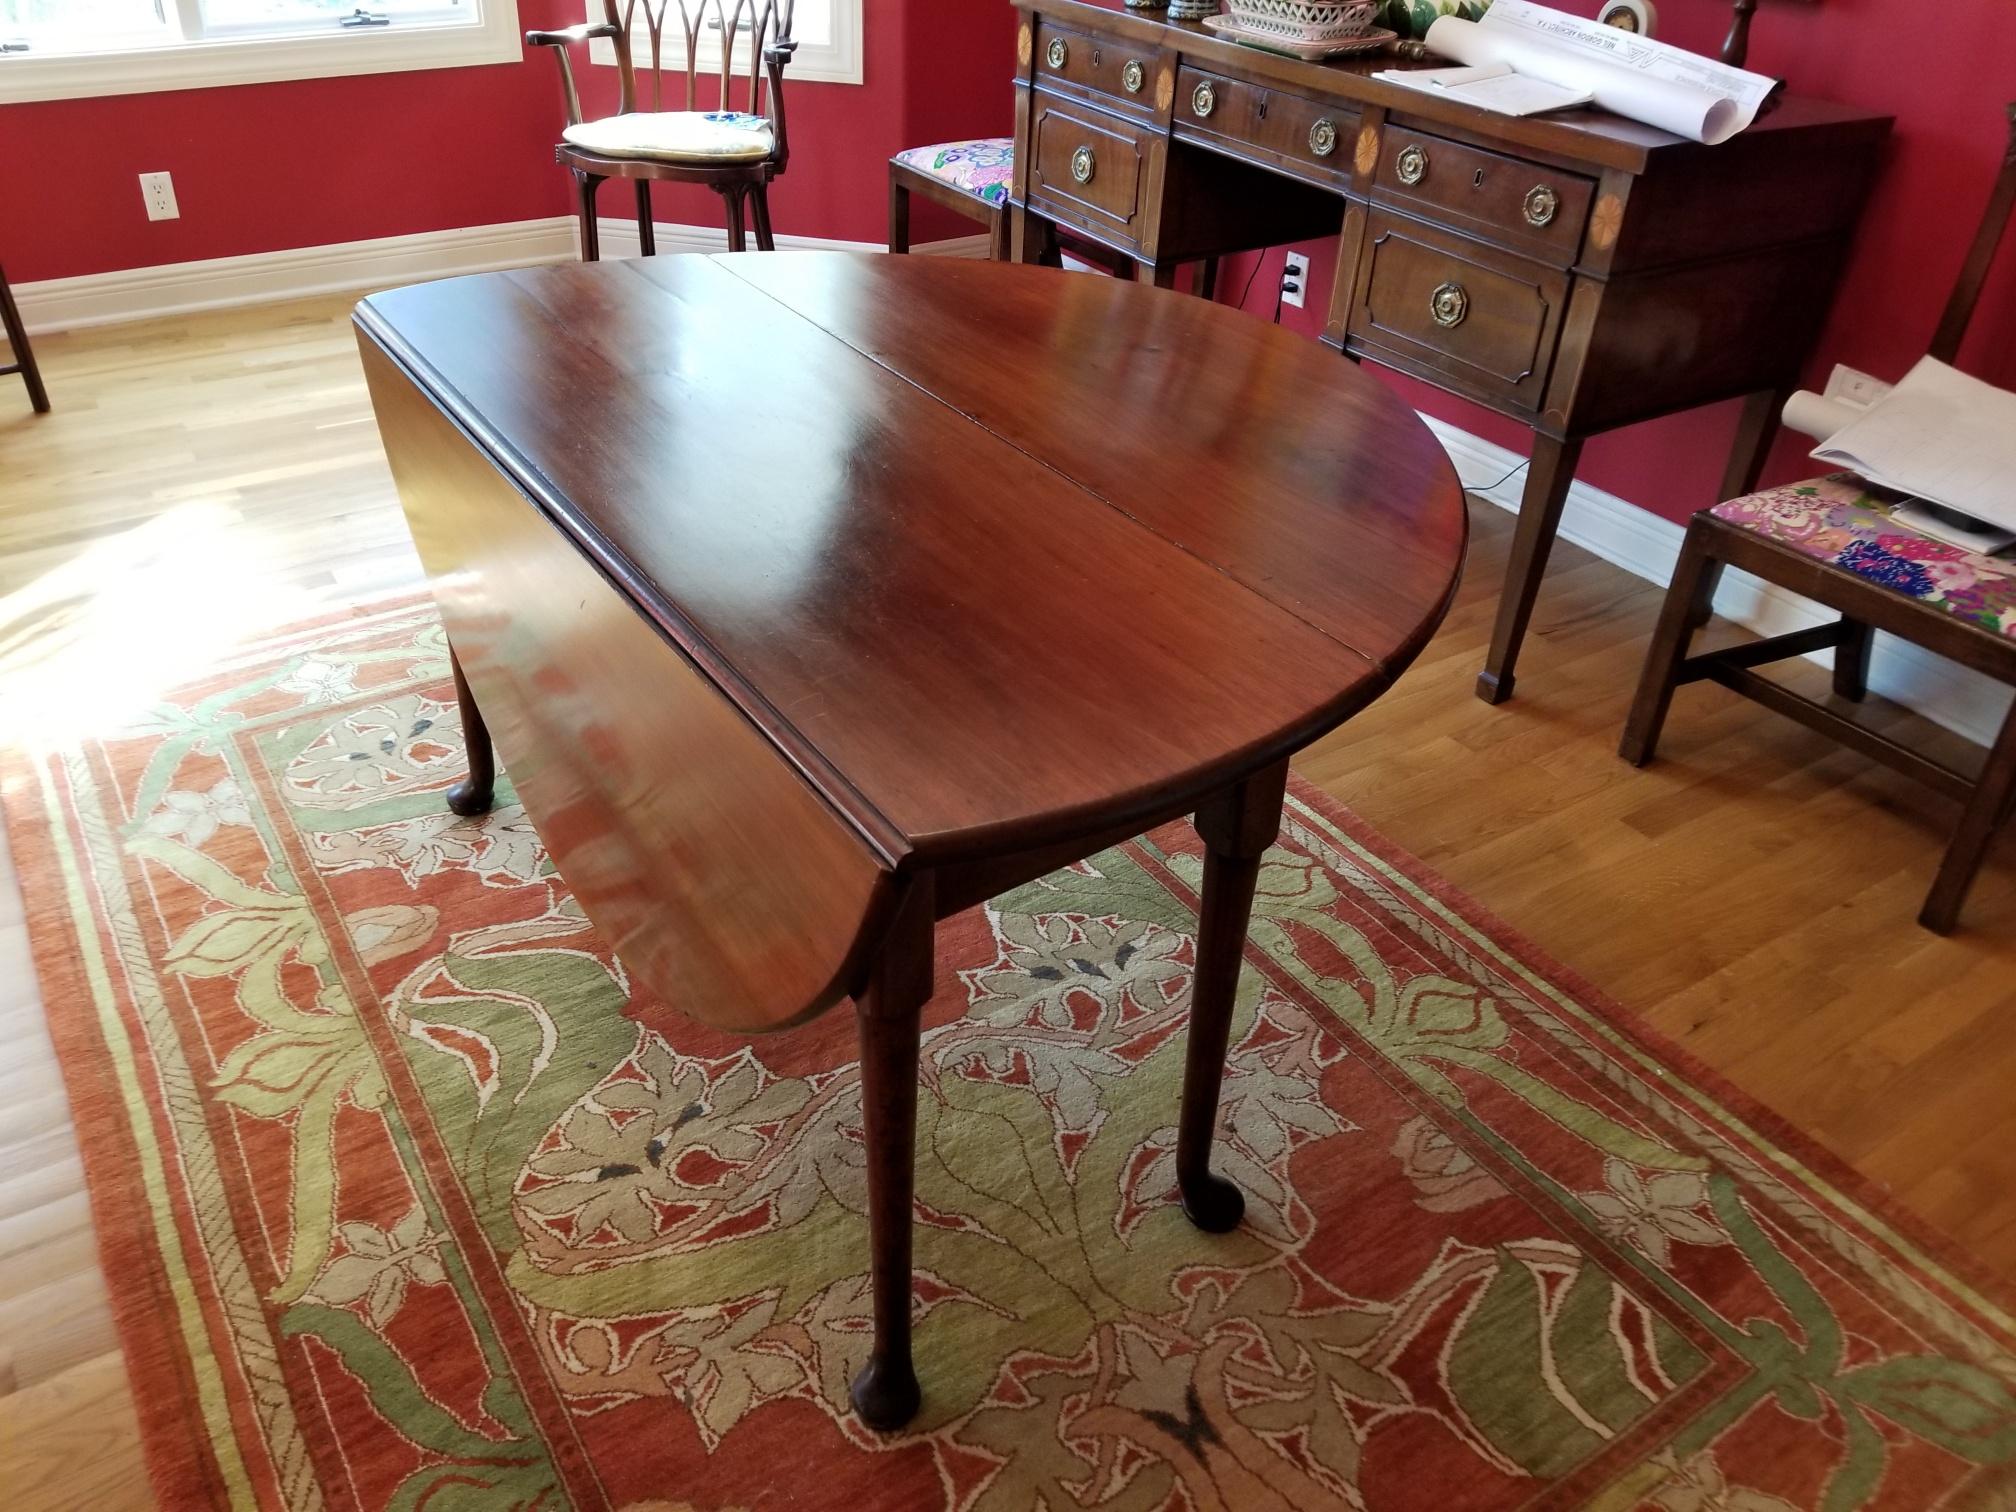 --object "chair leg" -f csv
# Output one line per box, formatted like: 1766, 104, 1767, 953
889, 179, 911, 253
749, 183, 776, 251
1833, 616, 1874, 702
1196, 257, 1220, 301
1920, 699, 2016, 934
573, 170, 604, 263
635, 181, 656, 257
986, 205, 1011, 262
1620, 519, 1726, 766
0, 261, 48, 414
722, 186, 749, 253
